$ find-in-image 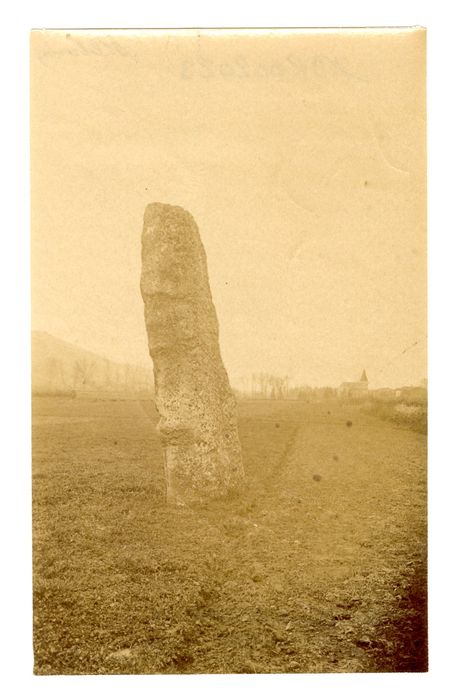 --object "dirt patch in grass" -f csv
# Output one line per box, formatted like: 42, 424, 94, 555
32, 397, 427, 674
